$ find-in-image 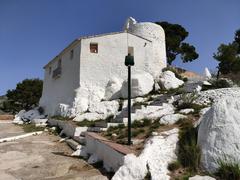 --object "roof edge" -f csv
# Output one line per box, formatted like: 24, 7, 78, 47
43, 31, 152, 69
